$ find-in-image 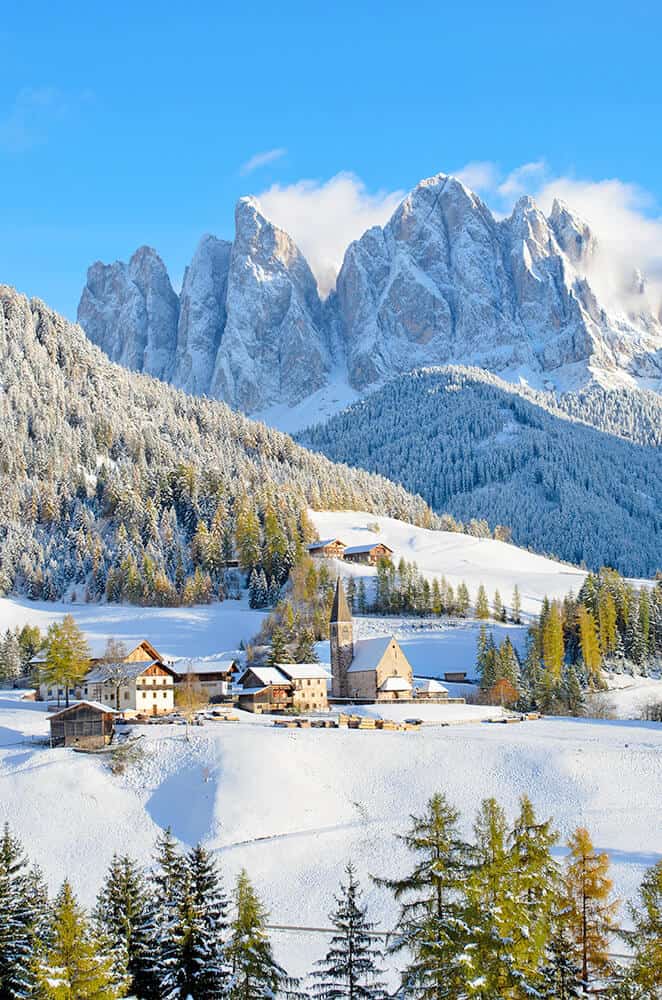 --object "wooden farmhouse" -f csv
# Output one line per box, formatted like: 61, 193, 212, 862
171, 656, 240, 701
343, 542, 394, 566
49, 701, 116, 749
236, 663, 329, 713
330, 578, 413, 701
37, 639, 177, 716
307, 538, 347, 559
